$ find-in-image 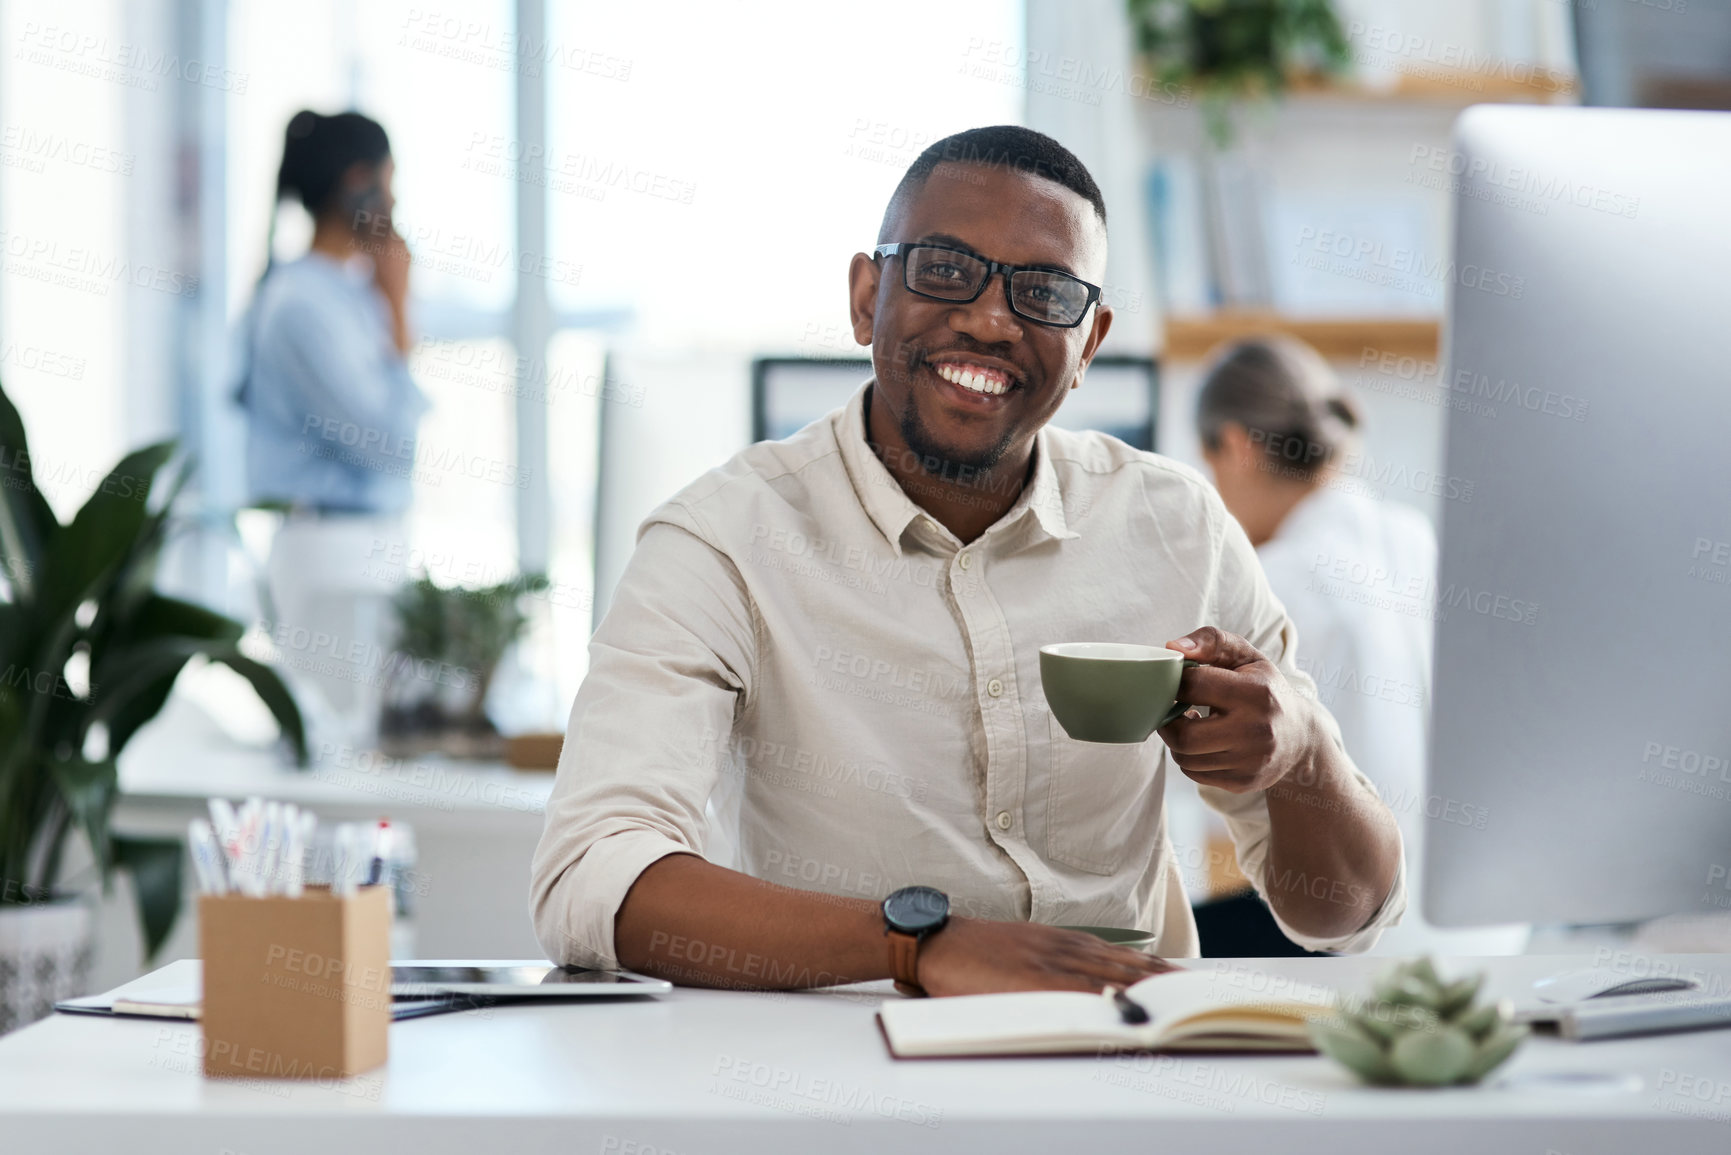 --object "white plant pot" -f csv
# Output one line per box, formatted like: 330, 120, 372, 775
0, 898, 94, 1036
